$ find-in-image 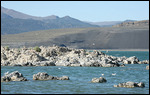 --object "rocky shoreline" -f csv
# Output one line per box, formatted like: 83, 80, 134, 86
1, 46, 149, 67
